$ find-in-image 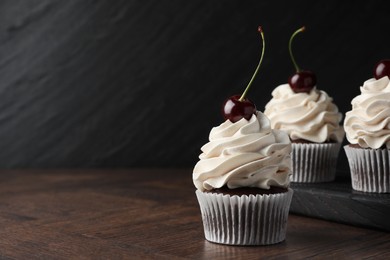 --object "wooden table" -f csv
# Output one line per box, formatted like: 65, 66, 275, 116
0, 169, 389, 259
